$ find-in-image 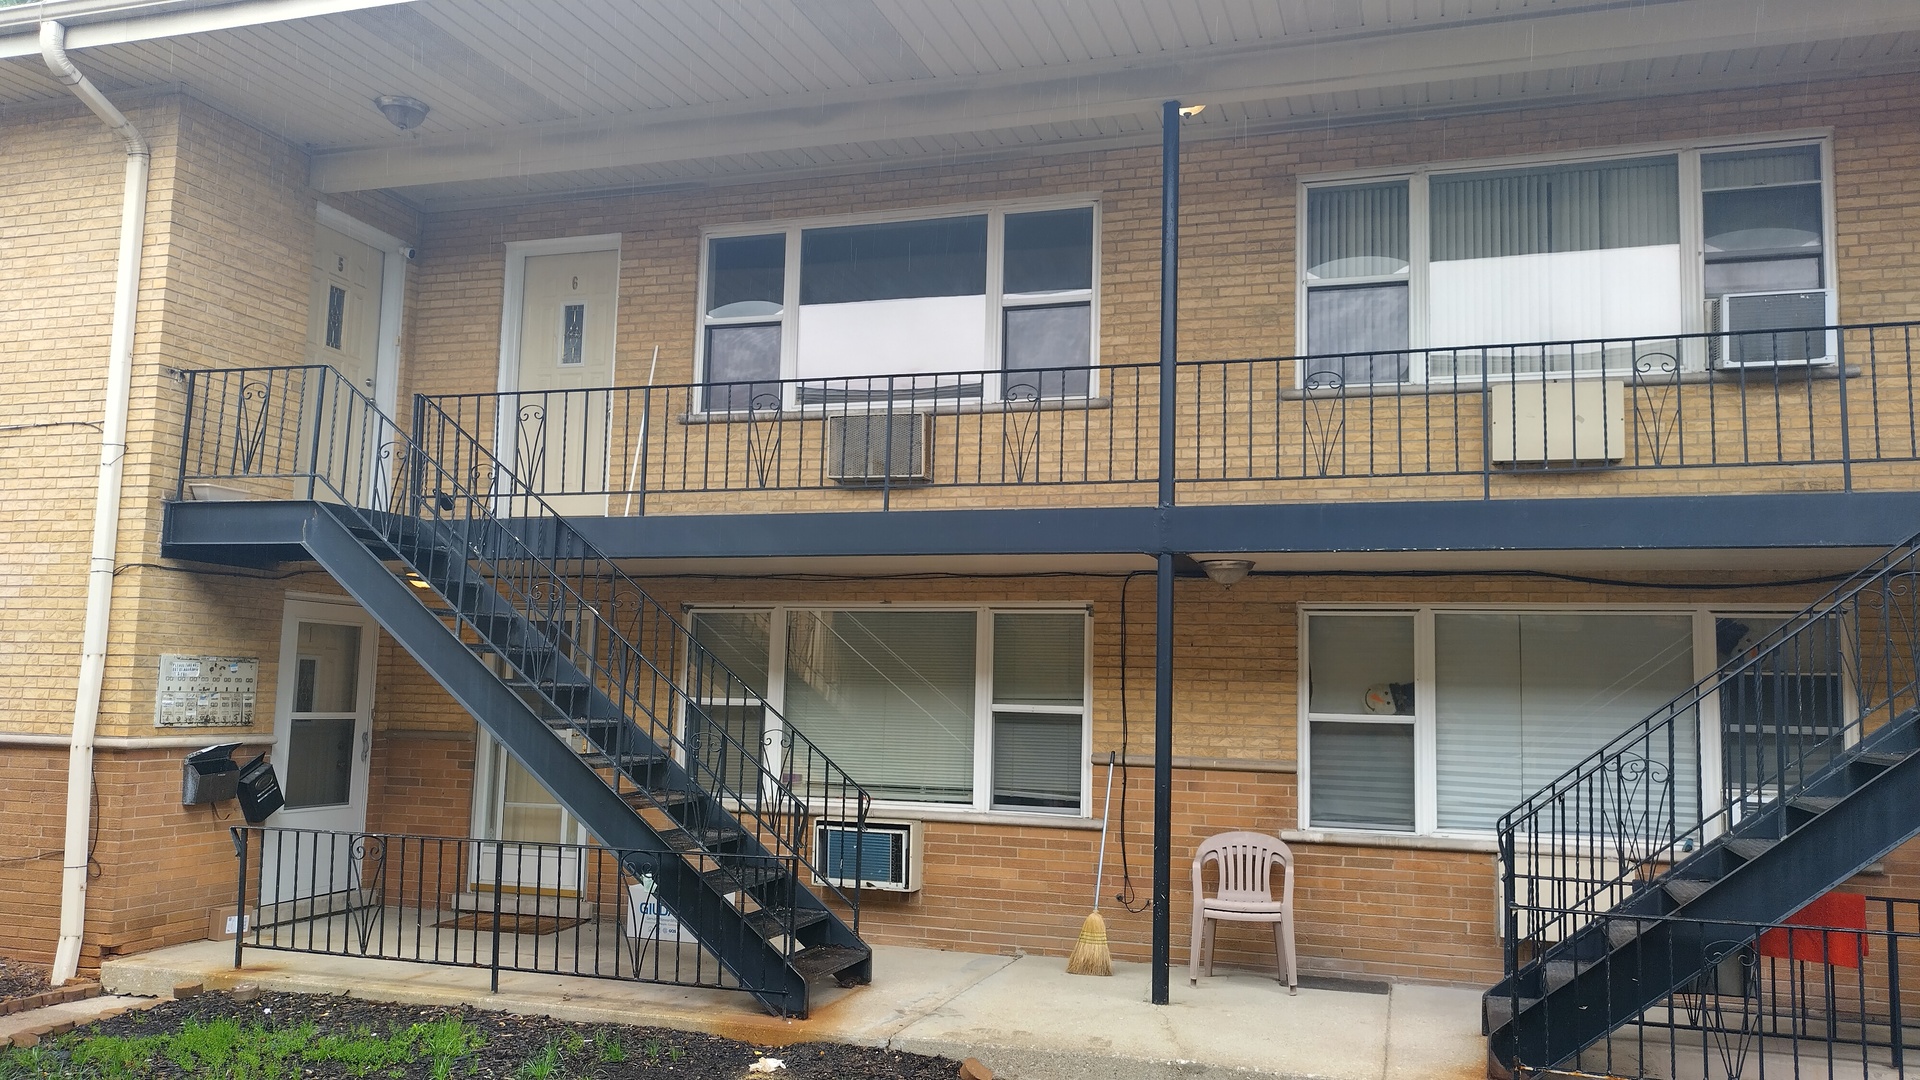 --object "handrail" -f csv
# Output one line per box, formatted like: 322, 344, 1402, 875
178, 365, 872, 949
1496, 527, 1920, 970
421, 319, 1920, 509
